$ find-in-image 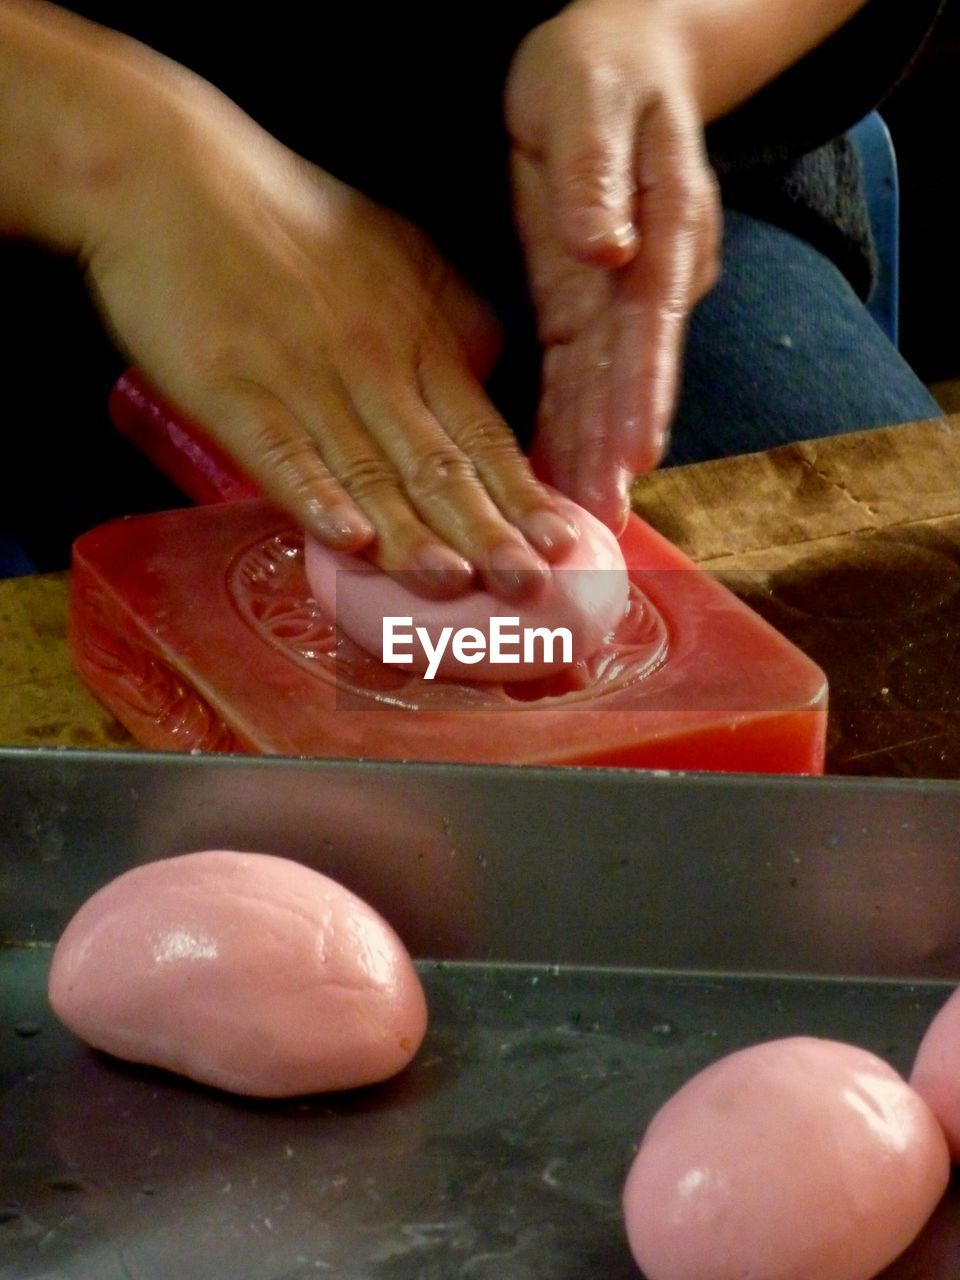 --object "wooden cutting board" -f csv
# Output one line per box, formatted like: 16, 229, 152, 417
633, 416, 960, 777
3, 414, 960, 776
